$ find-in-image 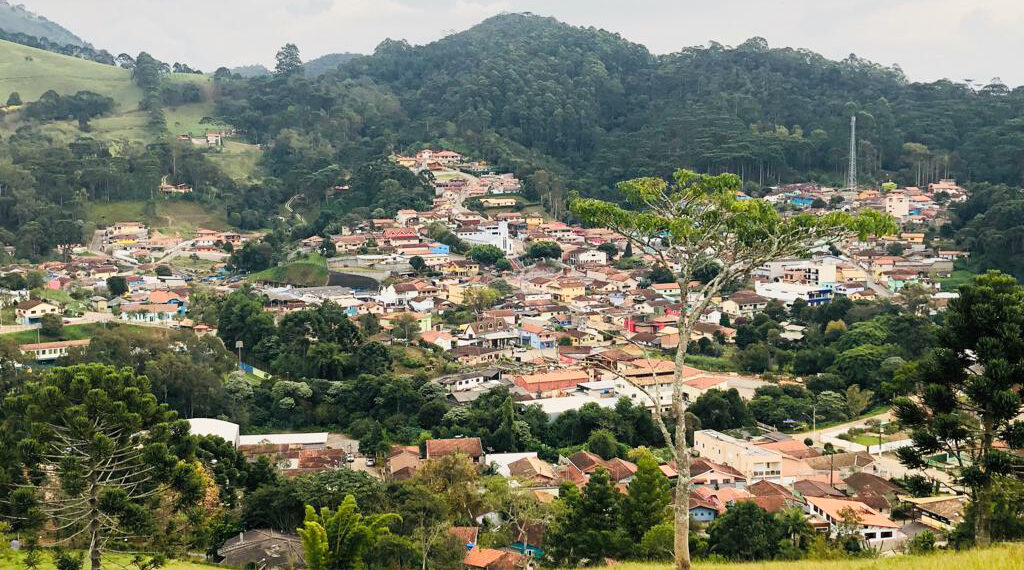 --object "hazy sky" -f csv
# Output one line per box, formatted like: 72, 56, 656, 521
22, 0, 1024, 86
